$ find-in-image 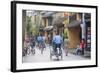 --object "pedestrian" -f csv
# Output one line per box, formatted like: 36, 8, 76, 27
80, 39, 86, 55
37, 34, 44, 49
25, 34, 30, 48
42, 35, 46, 50
64, 38, 69, 56
30, 35, 35, 49
48, 34, 52, 46
23, 34, 30, 55
37, 34, 41, 49
75, 45, 82, 55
